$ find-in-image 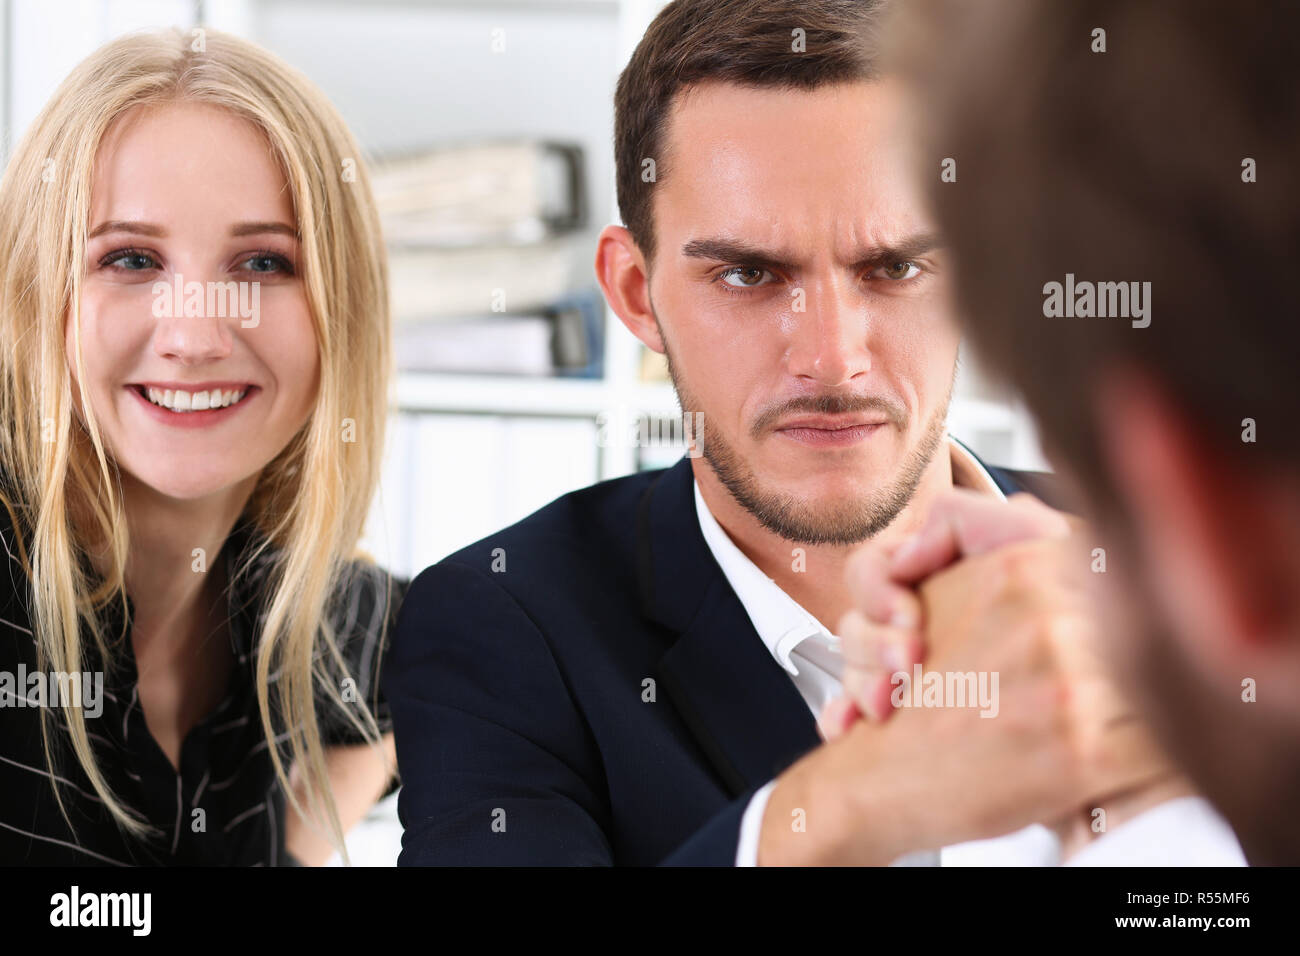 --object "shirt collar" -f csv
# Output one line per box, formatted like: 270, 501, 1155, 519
694, 435, 1005, 676
949, 434, 1007, 502
693, 477, 824, 676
